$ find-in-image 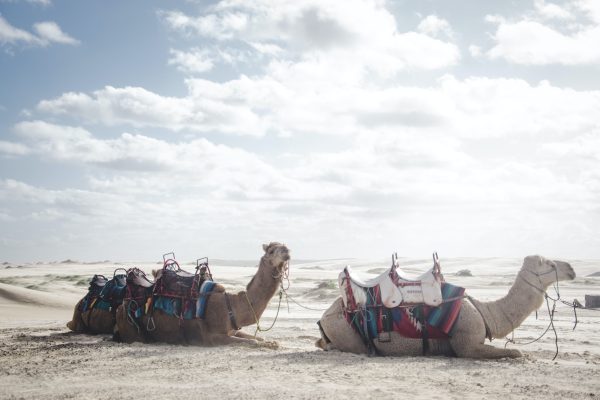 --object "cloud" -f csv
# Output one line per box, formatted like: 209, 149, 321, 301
0, 140, 30, 156
417, 15, 454, 38
34, 73, 600, 144
485, 0, 600, 65
0, 15, 79, 48
33, 21, 79, 45
534, 0, 574, 20
160, 0, 460, 74
168, 48, 214, 74
36, 84, 267, 136
0, 15, 39, 45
